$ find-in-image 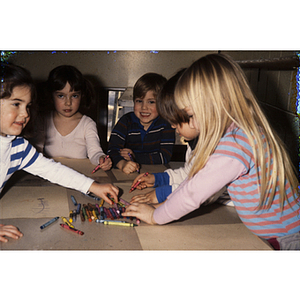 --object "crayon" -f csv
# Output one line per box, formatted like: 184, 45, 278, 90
92, 209, 97, 220
79, 208, 85, 222
109, 207, 117, 219
105, 207, 114, 220
98, 220, 137, 227
88, 203, 96, 211
100, 207, 105, 220
96, 219, 124, 224
99, 198, 104, 207
95, 203, 101, 215
129, 172, 149, 192
119, 198, 130, 206
40, 217, 59, 230
60, 224, 84, 235
84, 205, 92, 222
69, 210, 73, 223
61, 216, 75, 228
76, 203, 81, 215
82, 206, 88, 221
91, 155, 109, 174
72, 209, 77, 222
83, 192, 101, 201
71, 195, 77, 206
112, 207, 120, 219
